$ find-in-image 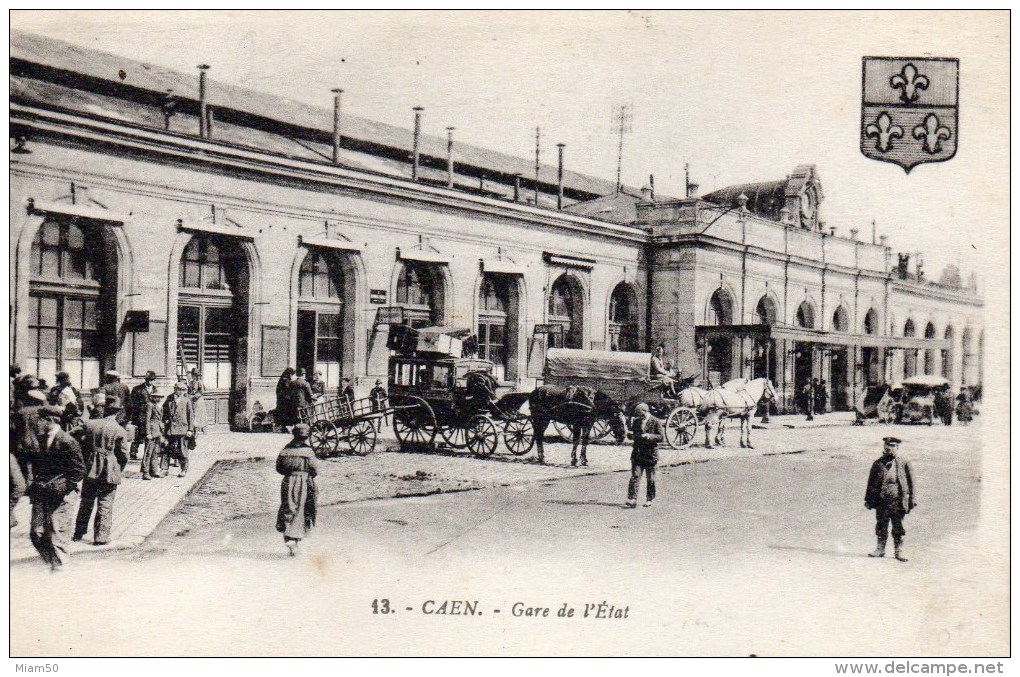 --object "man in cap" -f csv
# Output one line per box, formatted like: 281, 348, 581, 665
161, 381, 195, 477
369, 379, 388, 431
26, 405, 86, 570
102, 371, 132, 427
129, 371, 158, 460
626, 402, 664, 508
74, 396, 130, 545
864, 436, 917, 562
11, 377, 49, 486
140, 390, 166, 480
